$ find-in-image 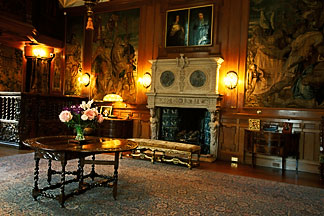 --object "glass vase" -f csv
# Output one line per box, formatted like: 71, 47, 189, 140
74, 124, 85, 141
